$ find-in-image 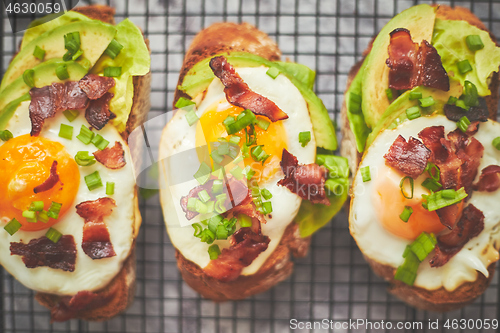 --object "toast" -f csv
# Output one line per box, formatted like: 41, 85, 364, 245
341, 5, 500, 312
5, 5, 151, 321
